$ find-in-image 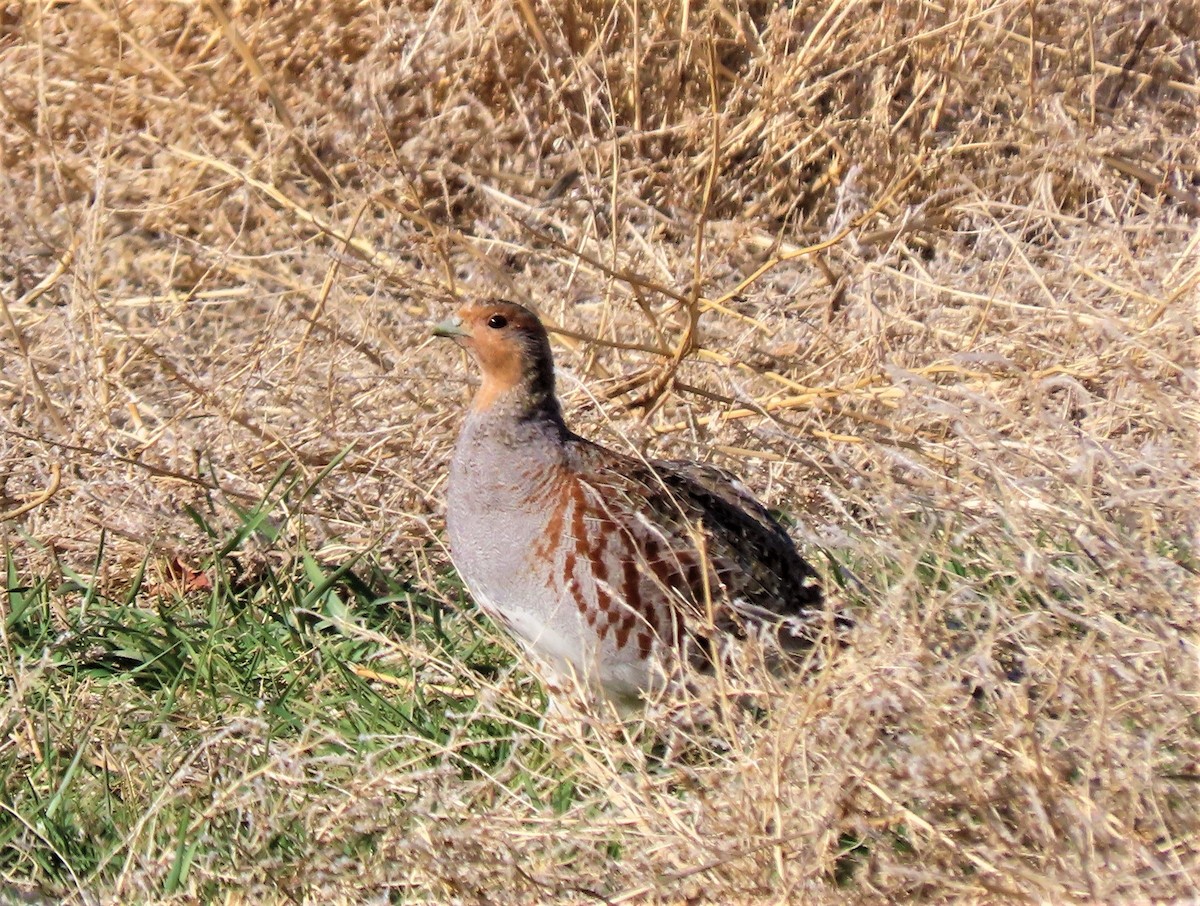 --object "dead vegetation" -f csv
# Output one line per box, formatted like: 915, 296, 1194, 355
0, 0, 1197, 902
